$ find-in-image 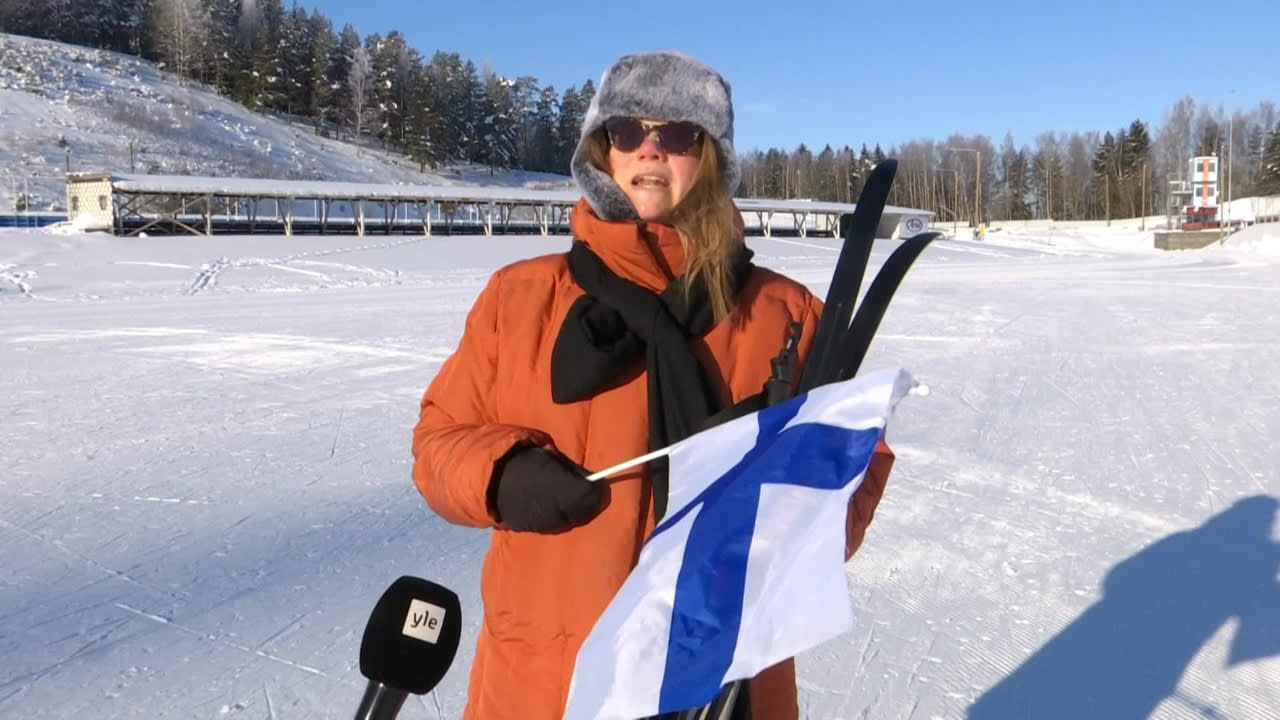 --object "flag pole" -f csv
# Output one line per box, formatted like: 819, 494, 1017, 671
585, 445, 675, 482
